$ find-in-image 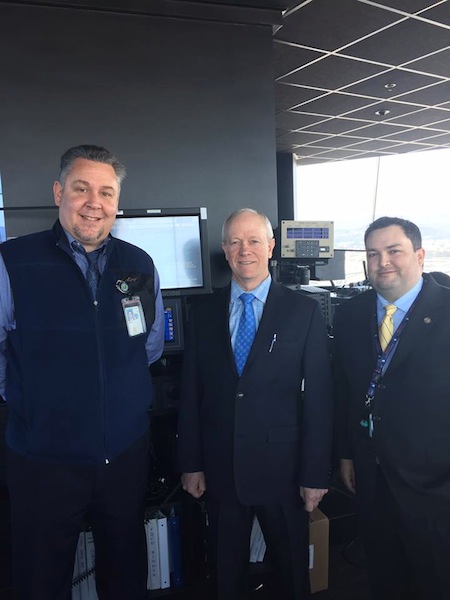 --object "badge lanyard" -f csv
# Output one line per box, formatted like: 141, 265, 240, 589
362, 301, 416, 437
